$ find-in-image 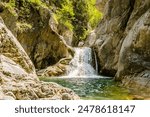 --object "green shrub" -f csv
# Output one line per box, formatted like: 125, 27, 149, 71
55, 0, 74, 31
7, 0, 16, 8
4, 0, 103, 43
4, 0, 17, 16
87, 0, 103, 28
72, 0, 103, 41
16, 22, 32, 33
29, 0, 42, 6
